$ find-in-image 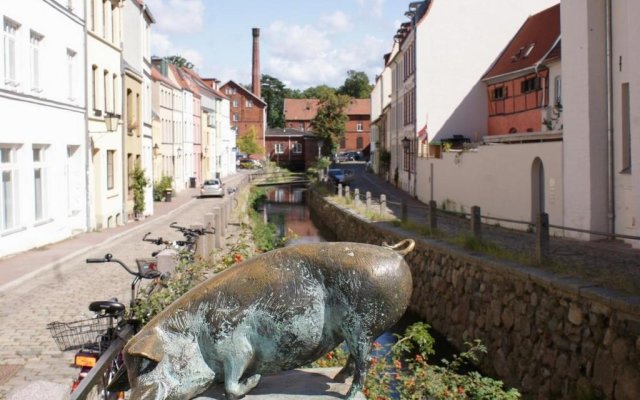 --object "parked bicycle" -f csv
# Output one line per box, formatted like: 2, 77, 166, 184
47, 254, 161, 400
